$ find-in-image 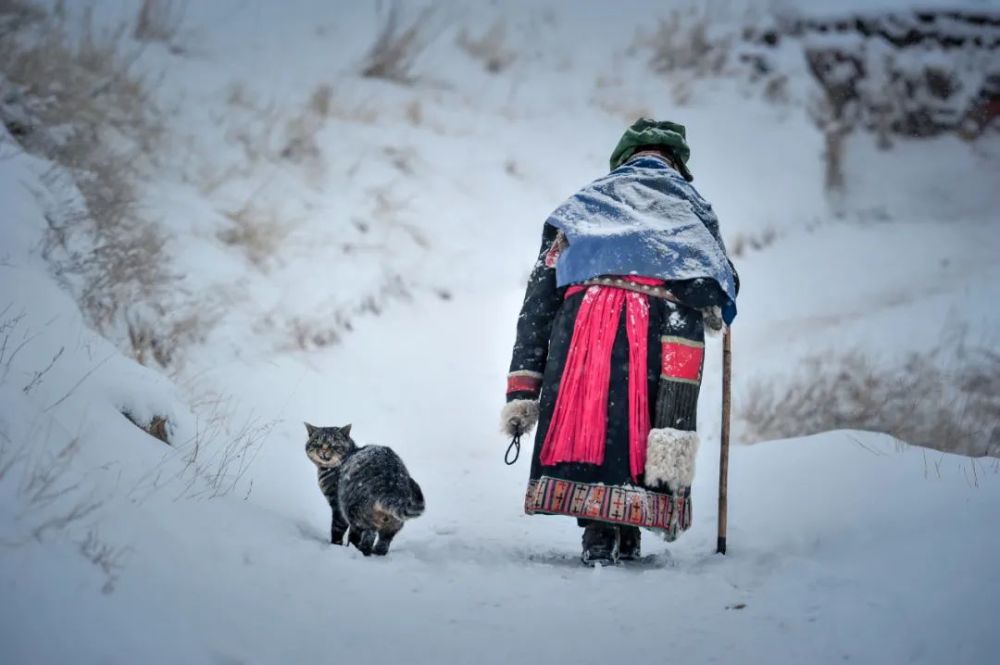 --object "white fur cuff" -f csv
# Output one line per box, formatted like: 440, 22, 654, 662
645, 428, 700, 493
500, 399, 539, 437
701, 306, 724, 335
